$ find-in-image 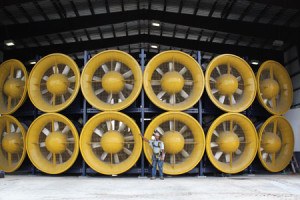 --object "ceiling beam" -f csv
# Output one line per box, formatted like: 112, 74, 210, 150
1, 9, 298, 42
3, 34, 282, 61
247, 0, 300, 10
